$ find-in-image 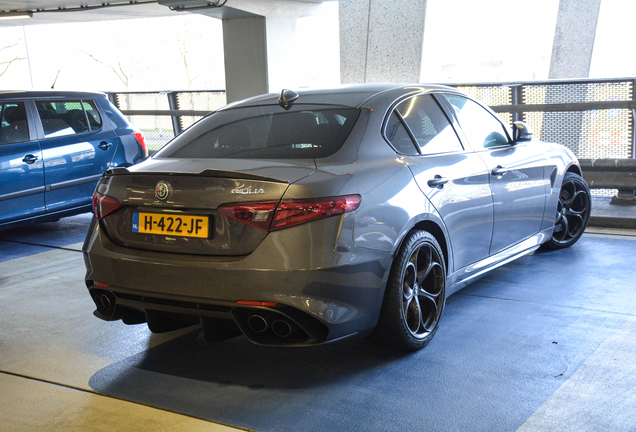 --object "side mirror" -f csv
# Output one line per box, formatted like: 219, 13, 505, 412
512, 121, 533, 143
